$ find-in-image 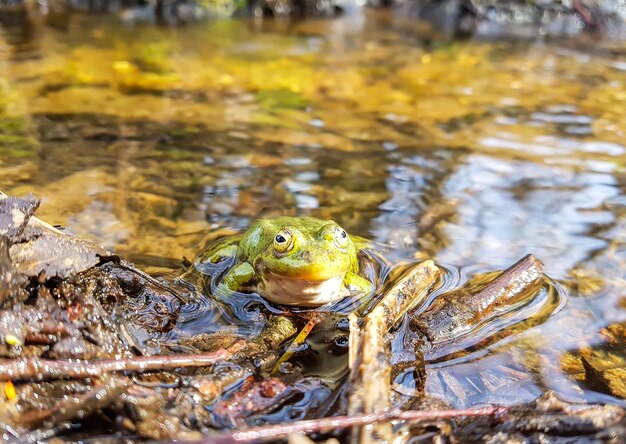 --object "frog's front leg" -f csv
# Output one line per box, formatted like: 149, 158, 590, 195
197, 234, 242, 265
195, 242, 239, 277
344, 271, 373, 295
217, 262, 256, 294
204, 244, 238, 264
